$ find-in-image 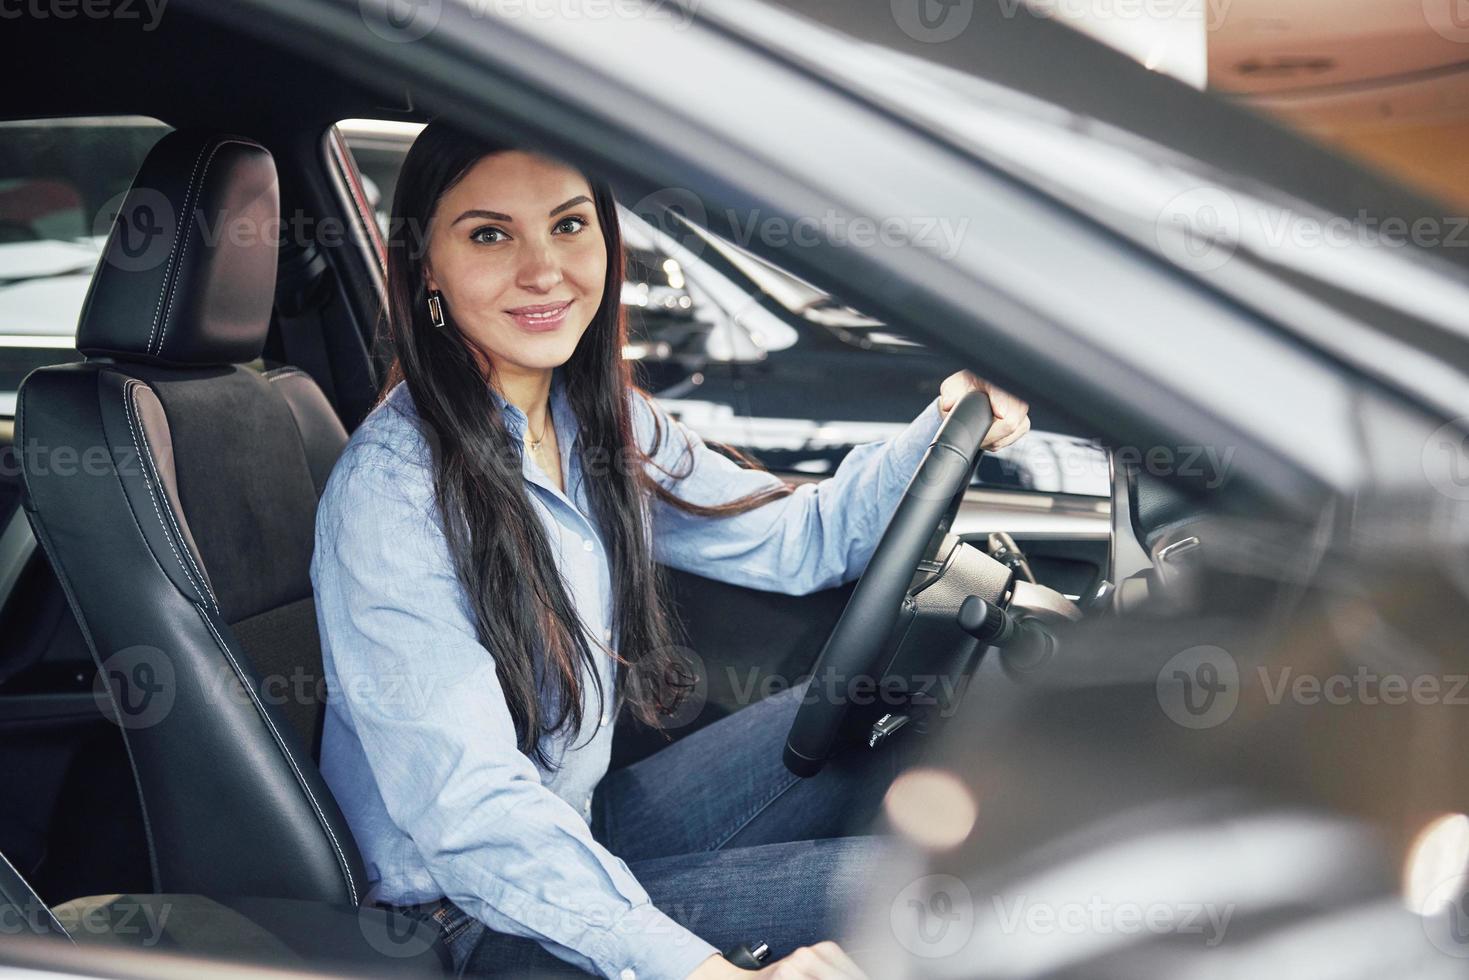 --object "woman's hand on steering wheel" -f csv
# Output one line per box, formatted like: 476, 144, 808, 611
939, 370, 1030, 450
